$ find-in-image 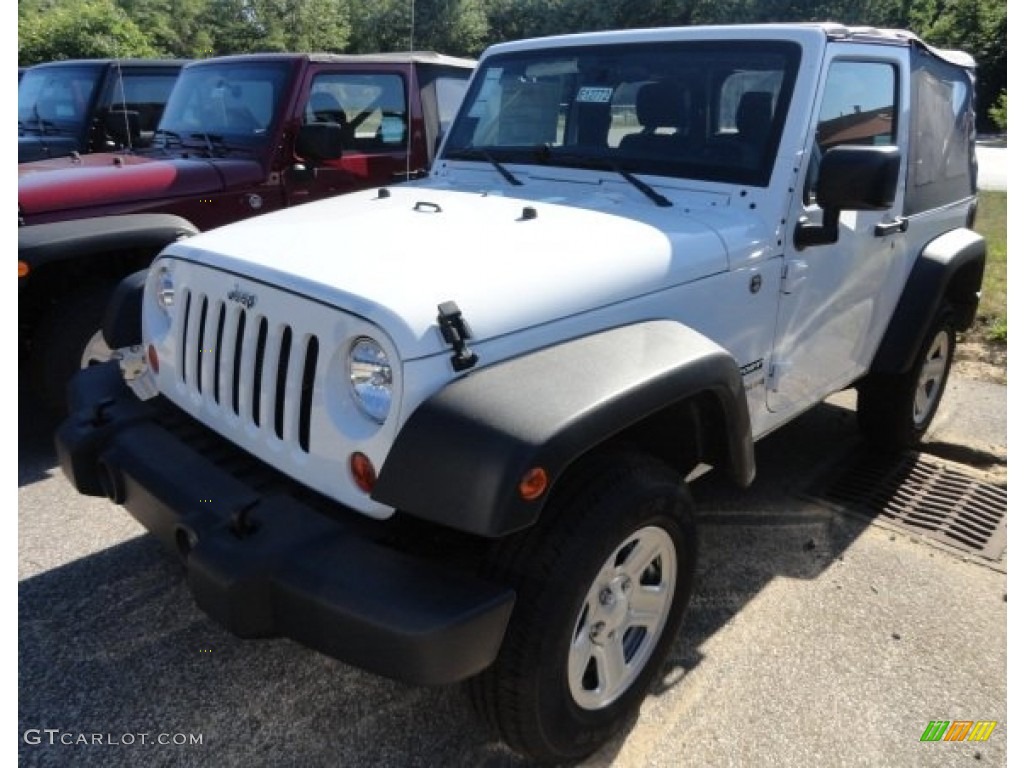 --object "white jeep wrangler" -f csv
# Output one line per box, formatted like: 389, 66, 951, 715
58, 23, 985, 764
